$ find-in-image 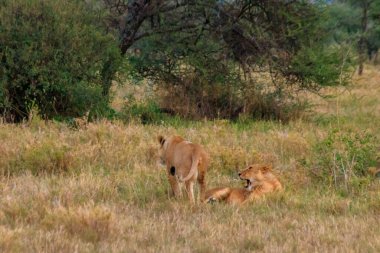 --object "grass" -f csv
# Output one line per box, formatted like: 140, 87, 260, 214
1, 66, 380, 252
